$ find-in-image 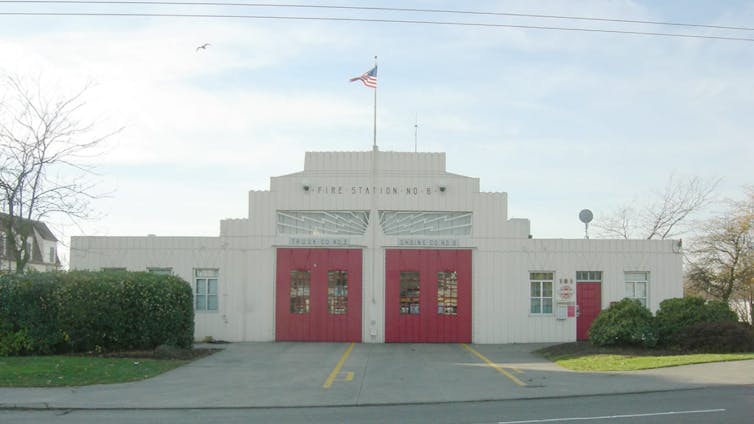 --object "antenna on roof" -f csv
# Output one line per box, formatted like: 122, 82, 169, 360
414, 113, 418, 152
